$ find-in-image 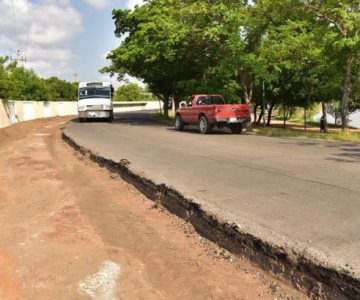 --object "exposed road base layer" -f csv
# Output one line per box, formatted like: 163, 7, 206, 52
63, 131, 360, 300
